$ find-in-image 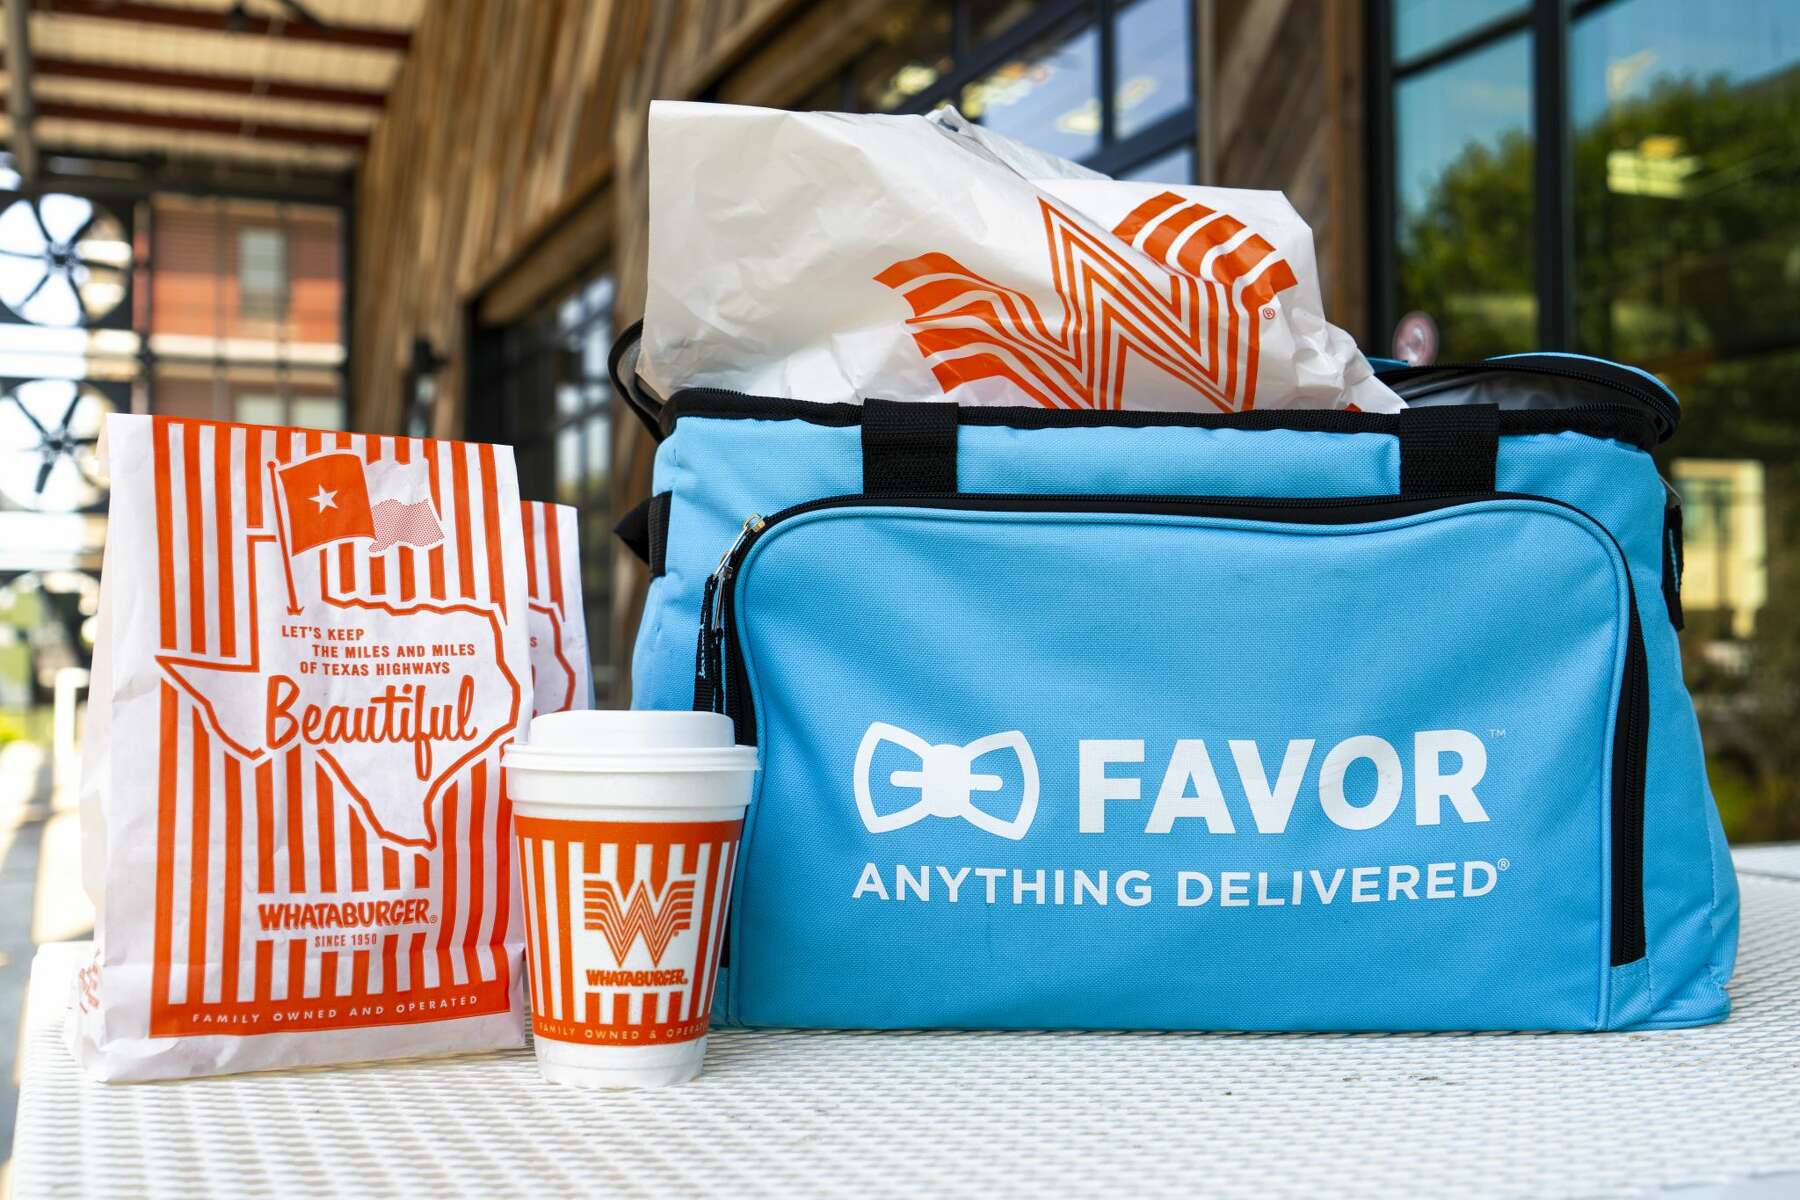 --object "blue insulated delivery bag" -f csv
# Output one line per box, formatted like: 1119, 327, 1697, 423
611, 328, 1737, 1033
